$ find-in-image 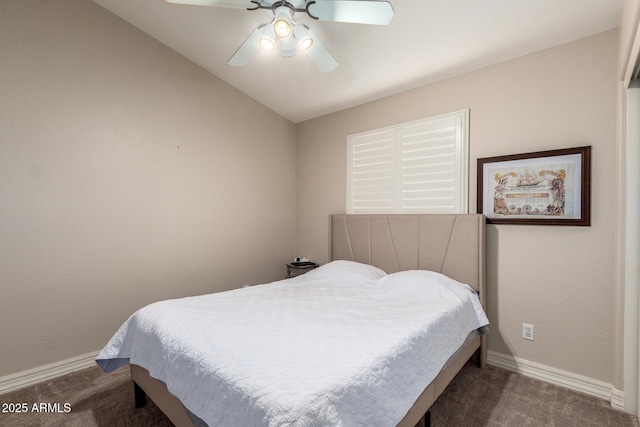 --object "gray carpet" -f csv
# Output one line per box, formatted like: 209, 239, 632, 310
1, 363, 638, 426
431, 364, 640, 427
